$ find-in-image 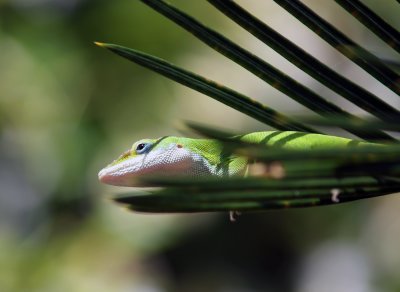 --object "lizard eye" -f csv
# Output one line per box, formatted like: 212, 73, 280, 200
135, 142, 152, 154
